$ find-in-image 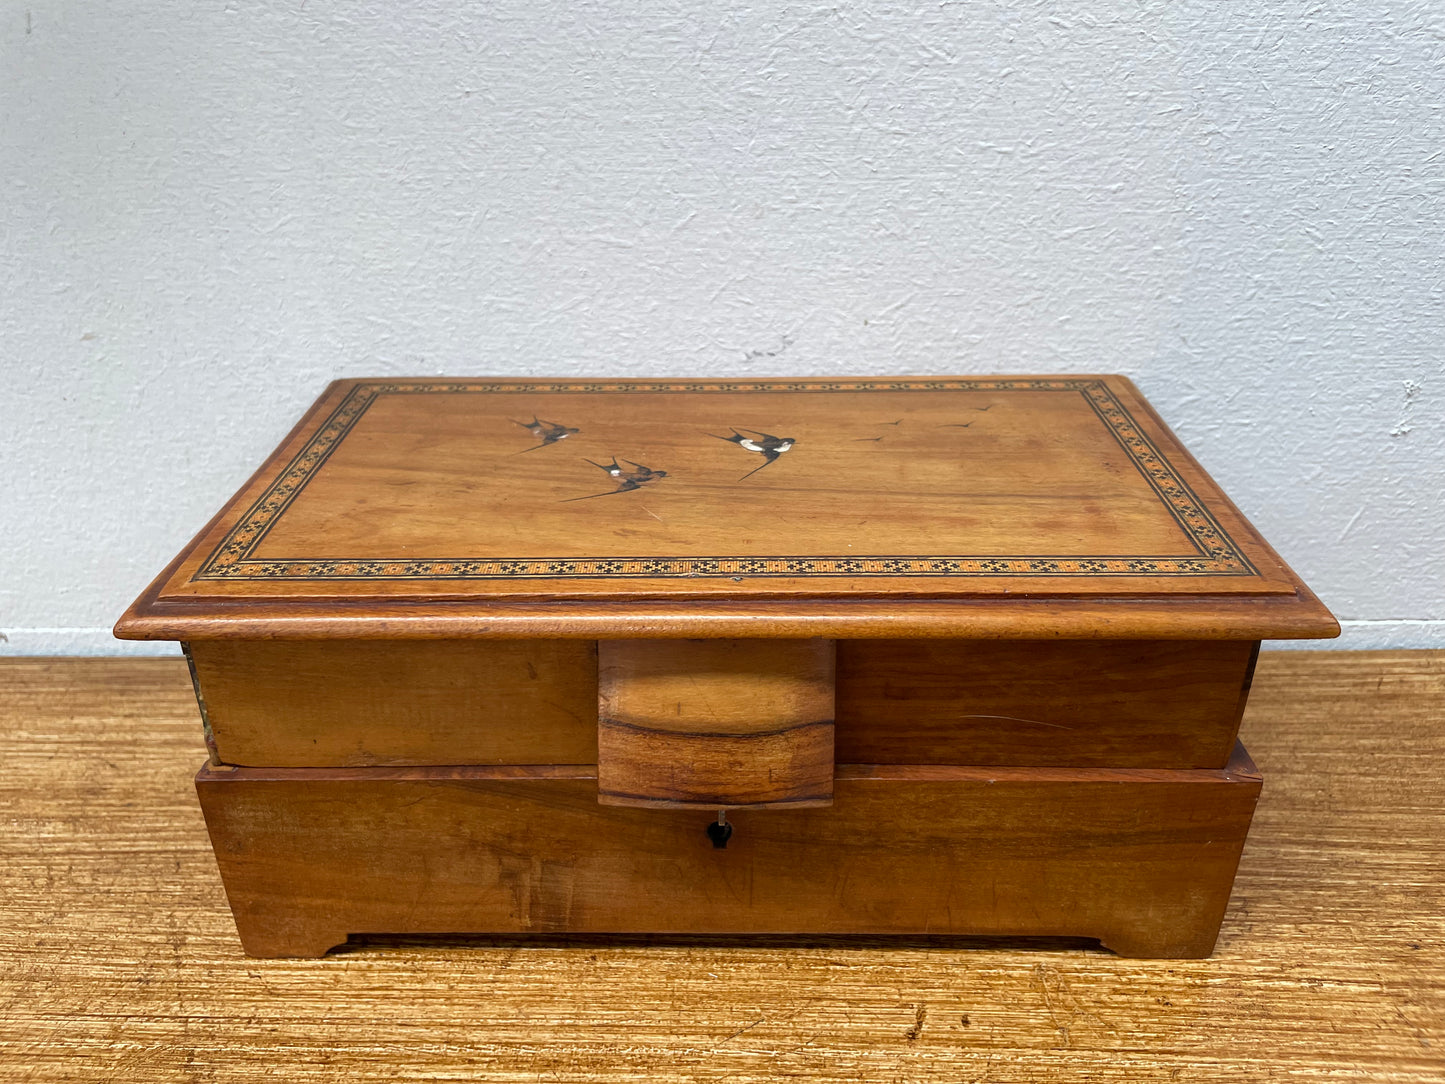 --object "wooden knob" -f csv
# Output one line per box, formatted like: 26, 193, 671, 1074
596, 638, 835, 810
